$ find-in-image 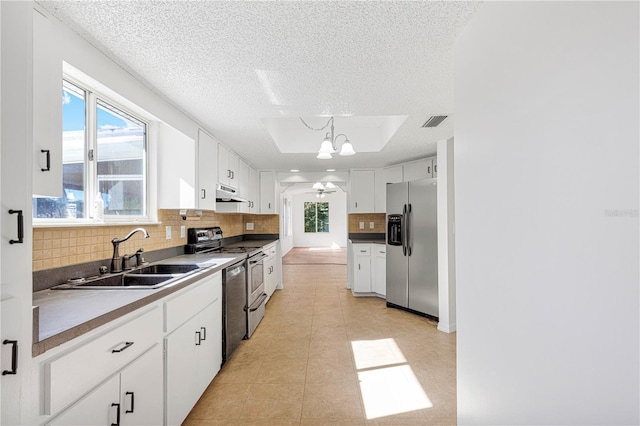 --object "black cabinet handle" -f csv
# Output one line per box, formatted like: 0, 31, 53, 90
434, 164, 437, 174
41, 149, 50, 172
8, 210, 23, 244
125, 392, 134, 413
2, 340, 18, 375
195, 331, 202, 346
200, 326, 206, 341
111, 342, 134, 353
201, 189, 206, 199
355, 202, 358, 209
111, 403, 121, 426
